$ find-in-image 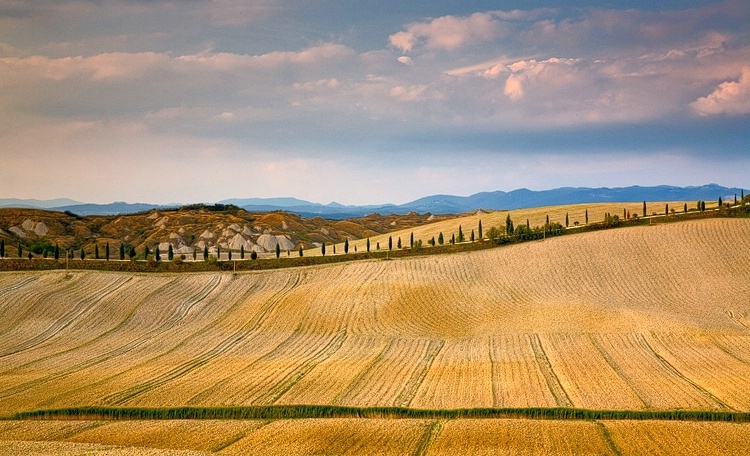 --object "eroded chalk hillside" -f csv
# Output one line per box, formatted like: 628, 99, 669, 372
1, 218, 749, 413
